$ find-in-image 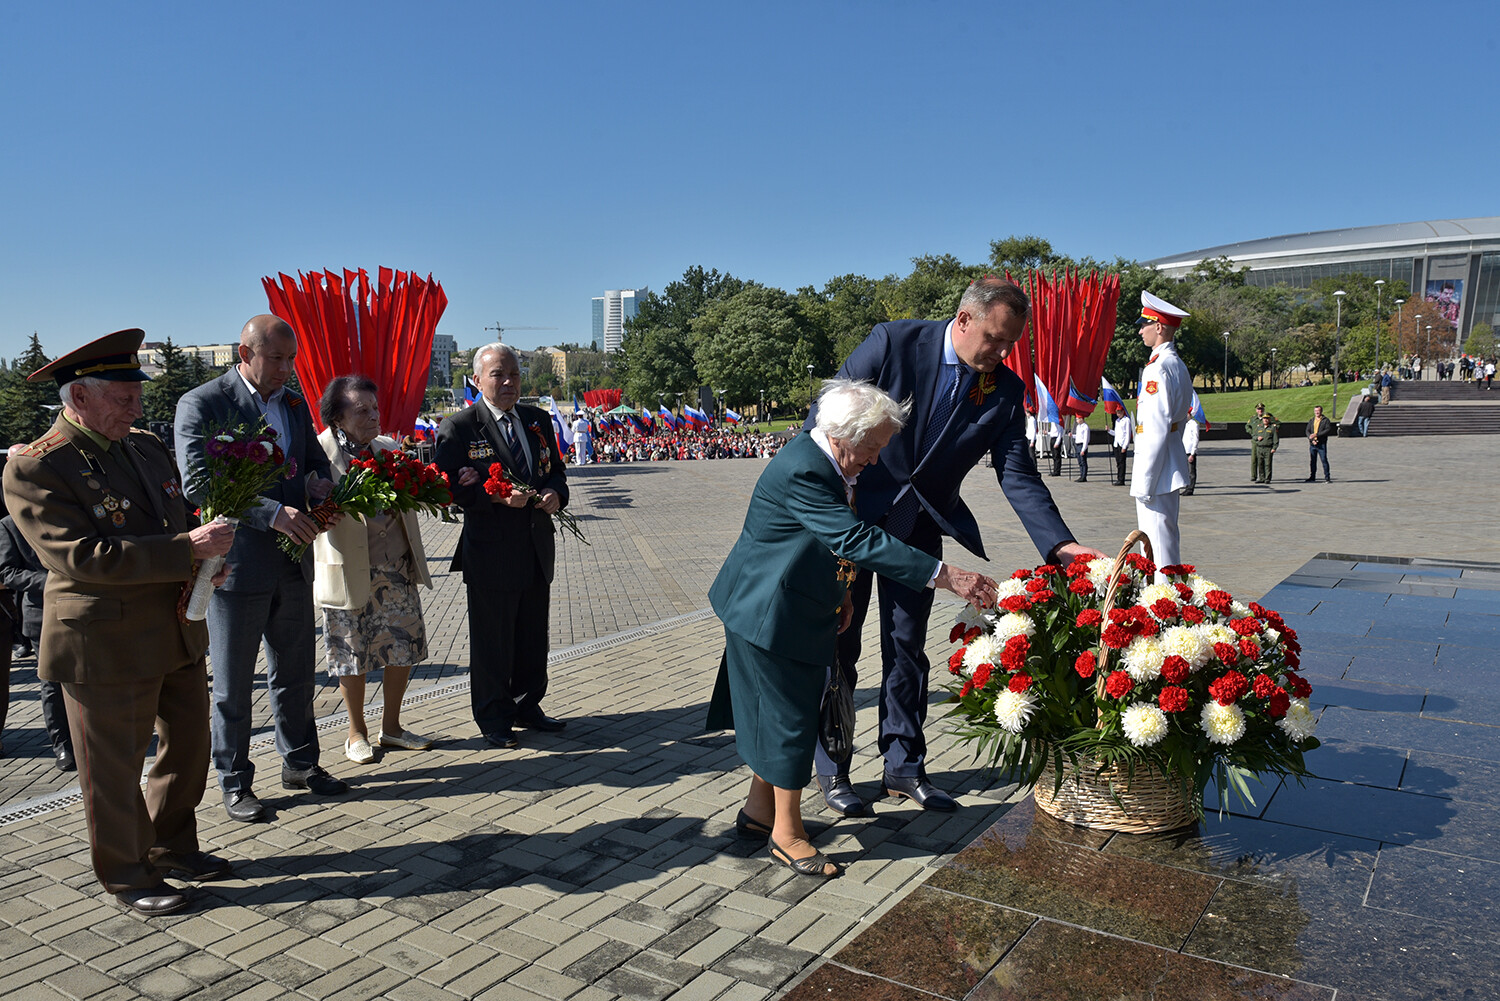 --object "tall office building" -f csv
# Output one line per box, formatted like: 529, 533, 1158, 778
591, 288, 648, 354
430, 333, 456, 387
